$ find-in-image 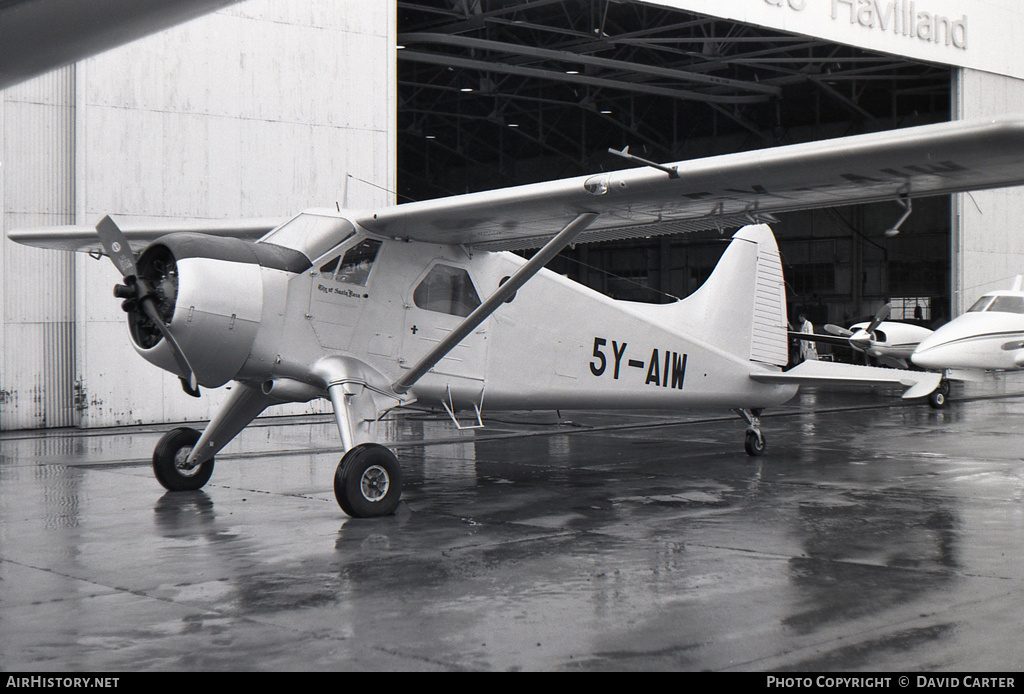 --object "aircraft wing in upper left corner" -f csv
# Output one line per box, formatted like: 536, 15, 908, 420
7, 216, 286, 254
0, 0, 245, 91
